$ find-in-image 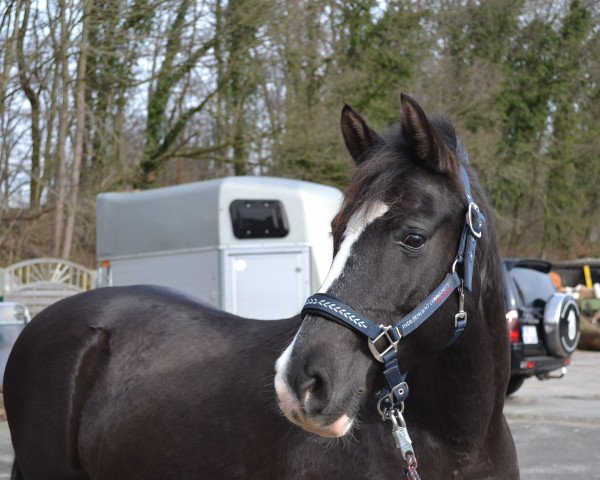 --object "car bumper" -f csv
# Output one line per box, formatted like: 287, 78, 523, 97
510, 350, 571, 377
